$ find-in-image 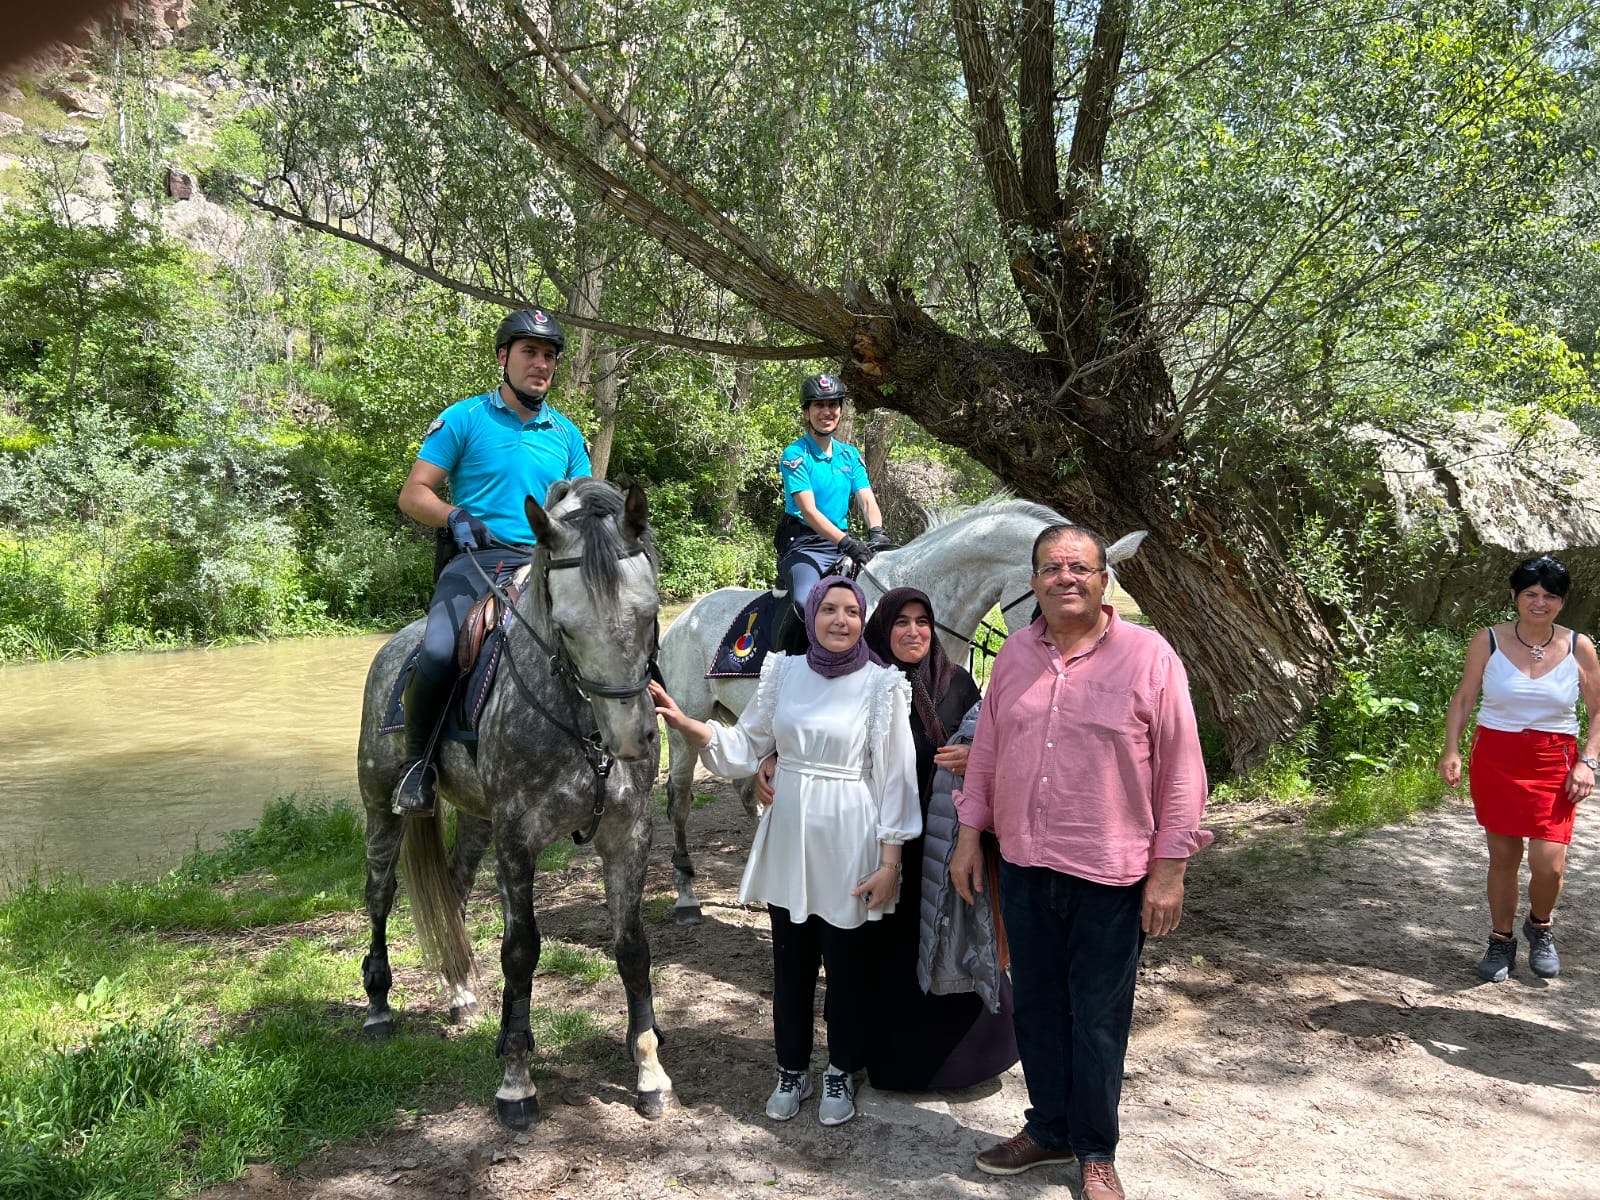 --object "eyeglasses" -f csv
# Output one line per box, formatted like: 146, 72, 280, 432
1033, 561, 1105, 579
